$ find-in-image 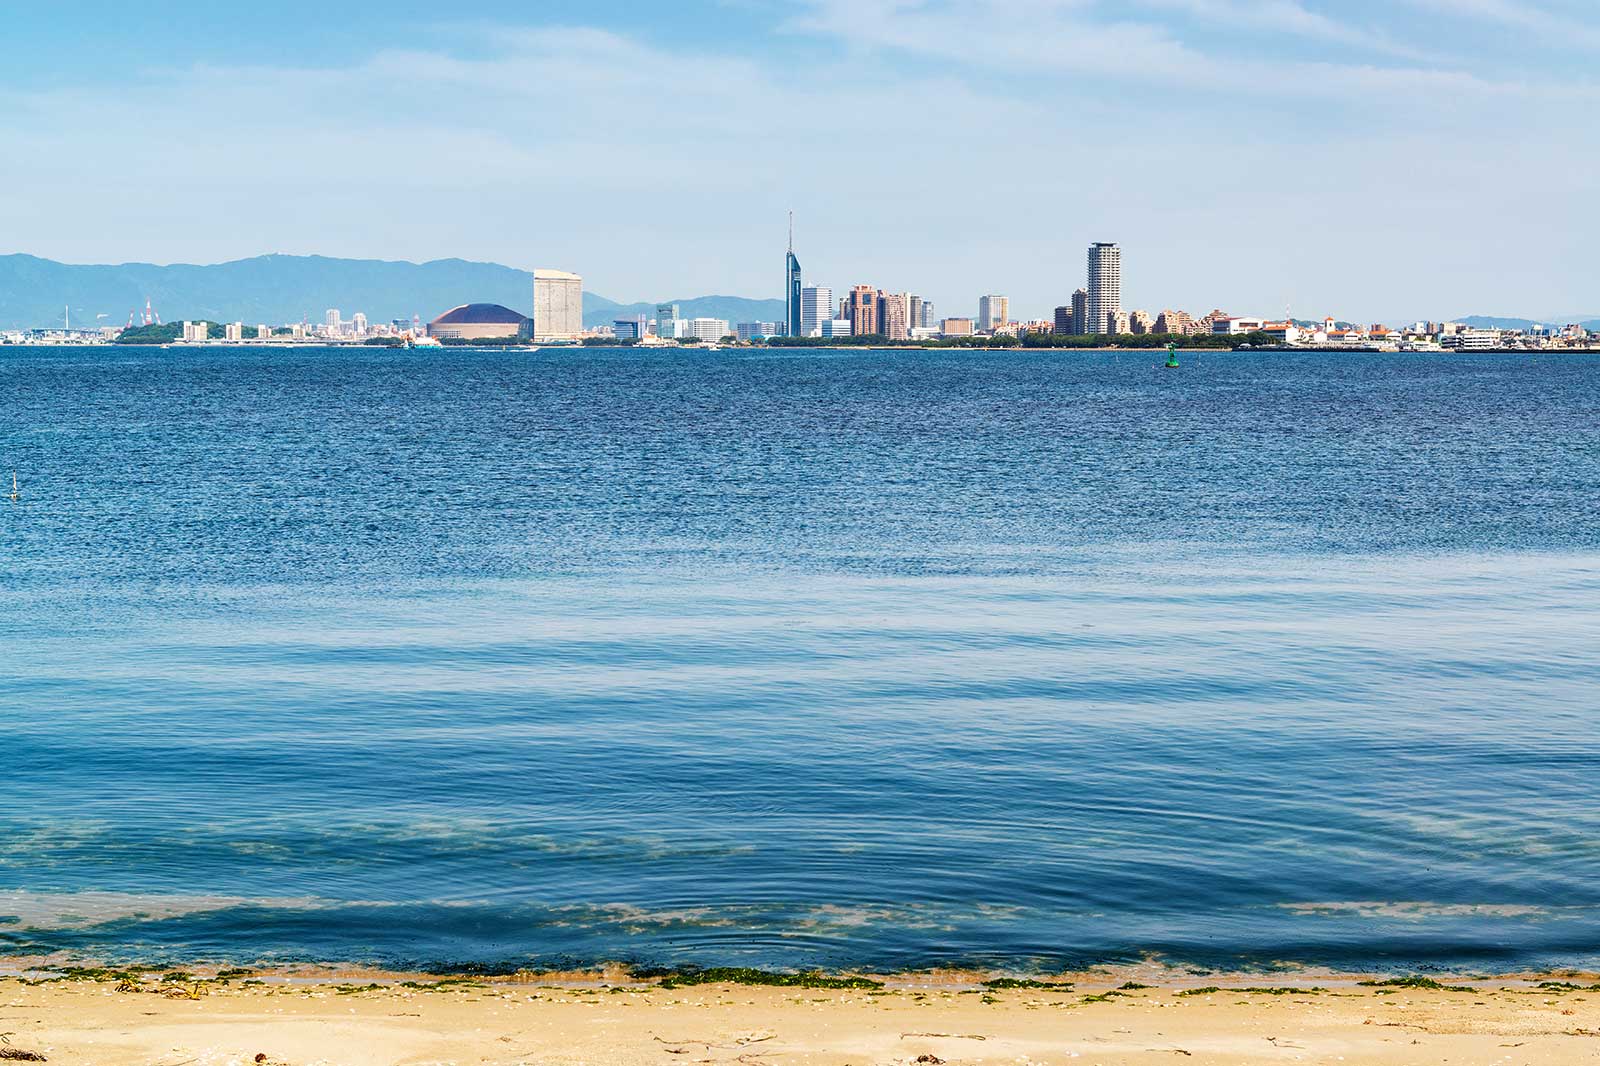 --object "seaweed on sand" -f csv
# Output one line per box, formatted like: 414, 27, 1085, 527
1359, 977, 1474, 993
634, 967, 882, 990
